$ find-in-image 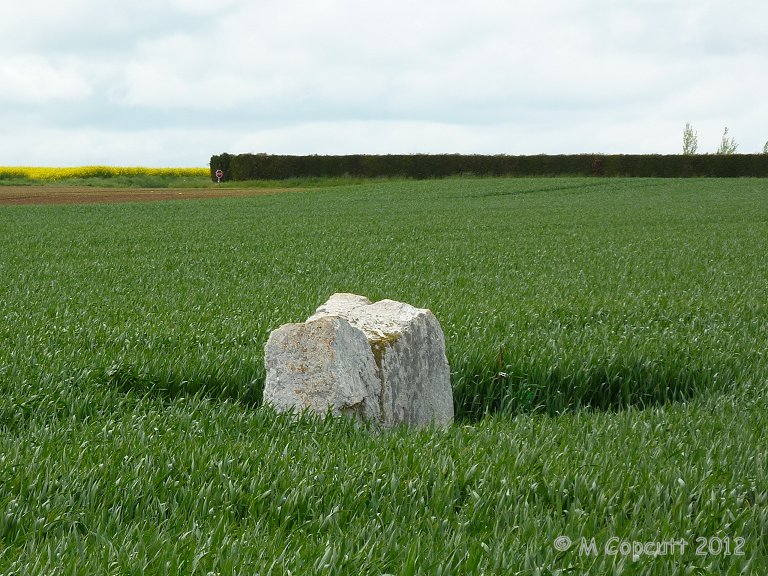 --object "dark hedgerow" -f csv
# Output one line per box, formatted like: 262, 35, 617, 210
210, 153, 768, 180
